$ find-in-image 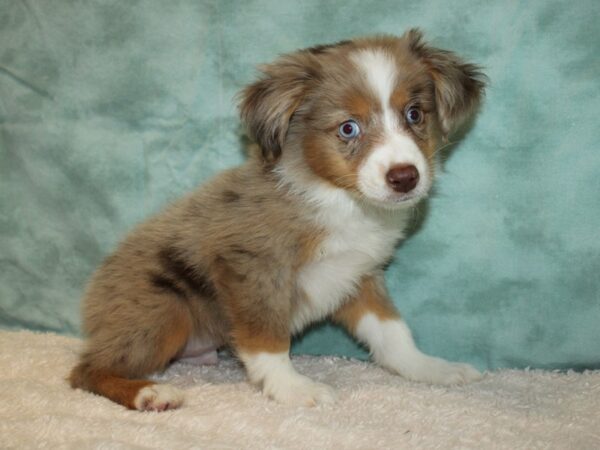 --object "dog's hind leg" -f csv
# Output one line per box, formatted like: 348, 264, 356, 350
69, 297, 192, 411
69, 365, 184, 411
